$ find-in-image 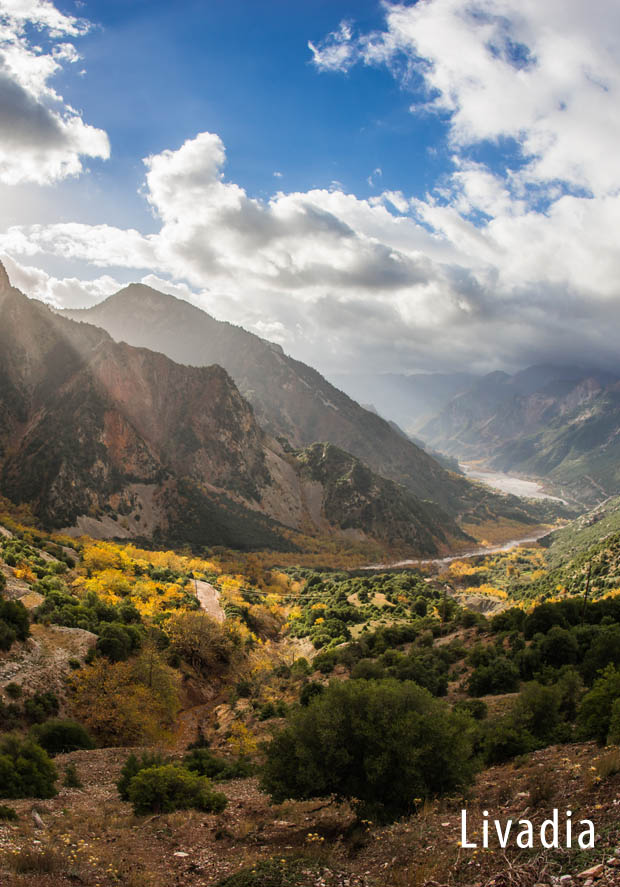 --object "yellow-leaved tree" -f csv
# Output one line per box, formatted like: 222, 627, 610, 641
70, 646, 180, 746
